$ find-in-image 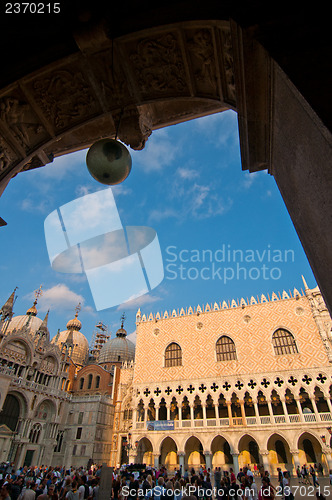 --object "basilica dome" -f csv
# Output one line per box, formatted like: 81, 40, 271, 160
5, 300, 43, 335
98, 326, 135, 364
51, 311, 89, 367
